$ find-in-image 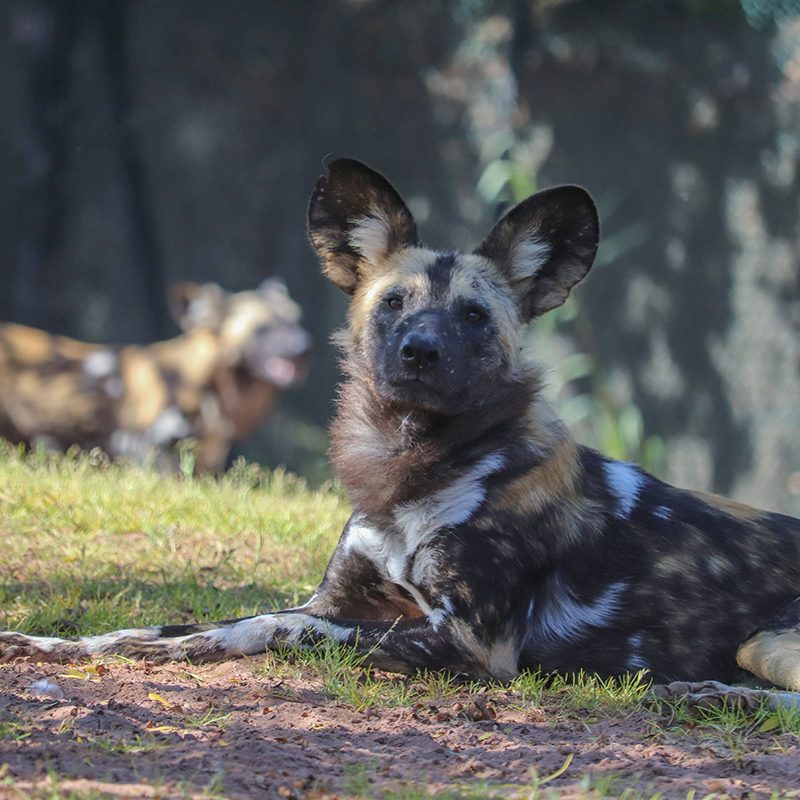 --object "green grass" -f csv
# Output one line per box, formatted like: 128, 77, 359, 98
0, 442, 348, 635
0, 718, 30, 742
